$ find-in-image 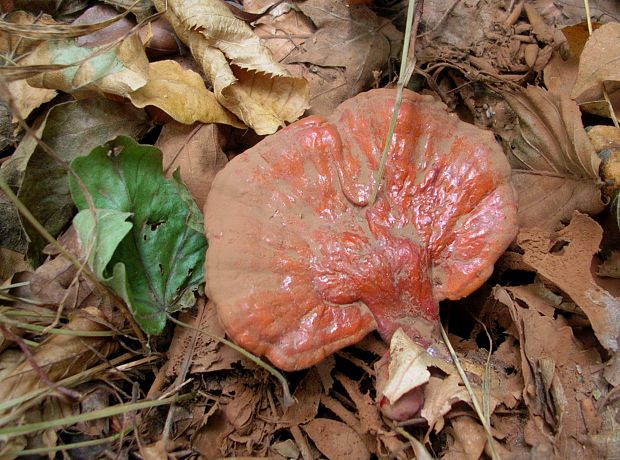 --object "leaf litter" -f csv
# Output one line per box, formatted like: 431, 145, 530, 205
0, 0, 620, 458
